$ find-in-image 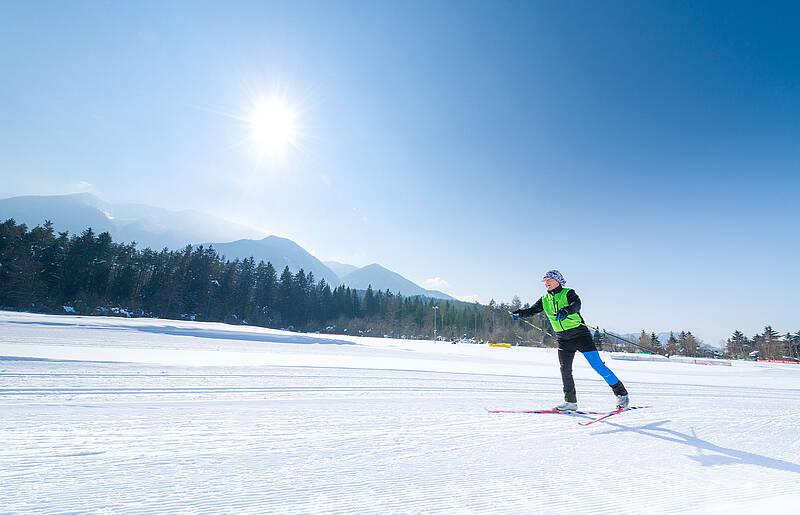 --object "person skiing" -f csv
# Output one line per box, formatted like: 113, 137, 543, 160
511, 270, 629, 411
